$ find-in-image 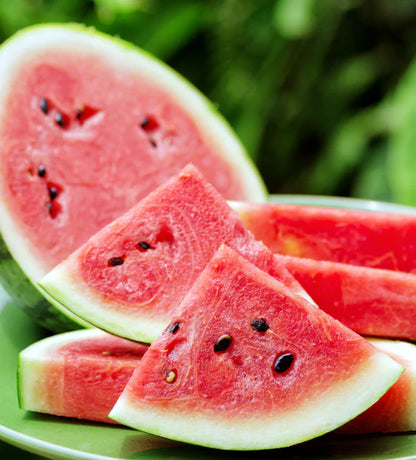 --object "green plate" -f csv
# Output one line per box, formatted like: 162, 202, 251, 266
1, 196, 416, 459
